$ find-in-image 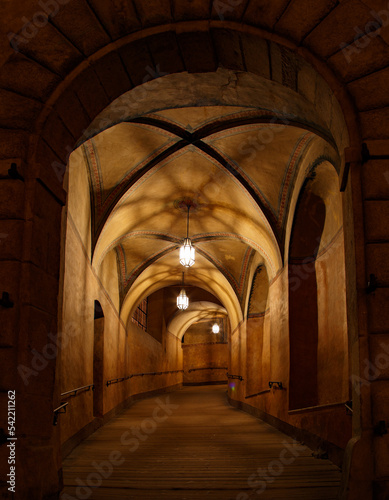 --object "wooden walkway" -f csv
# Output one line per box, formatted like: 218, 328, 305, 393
61, 385, 342, 499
